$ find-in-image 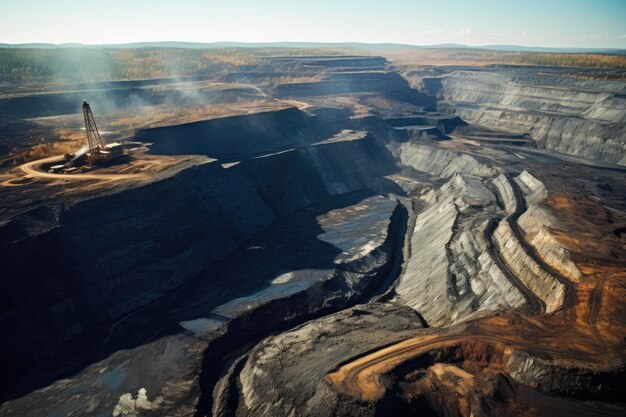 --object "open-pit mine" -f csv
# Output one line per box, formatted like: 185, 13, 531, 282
0, 54, 625, 417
